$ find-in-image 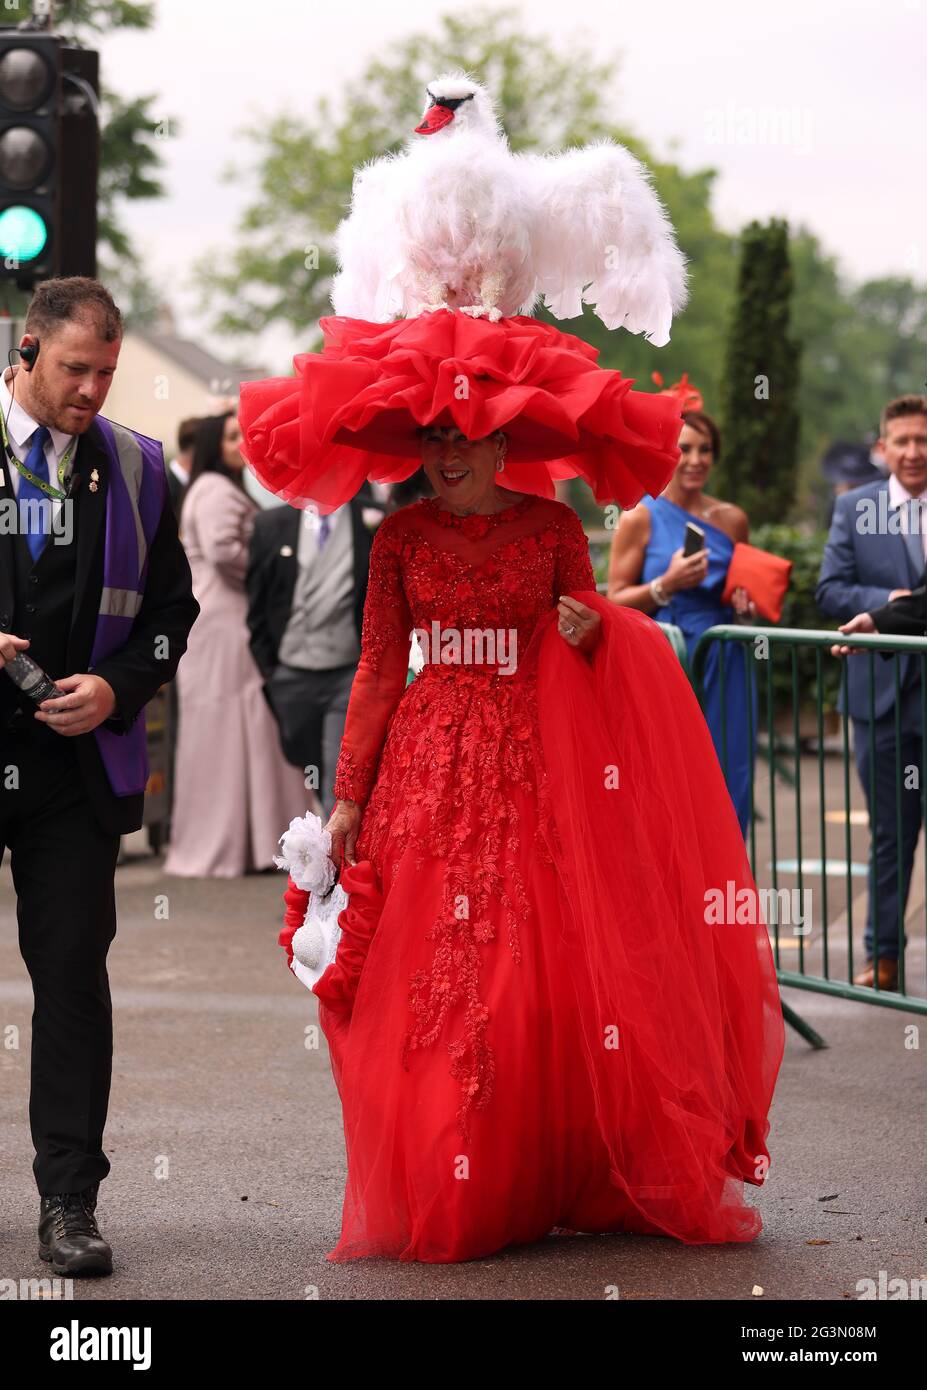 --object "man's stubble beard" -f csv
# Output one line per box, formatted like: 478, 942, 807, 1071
26, 372, 96, 436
